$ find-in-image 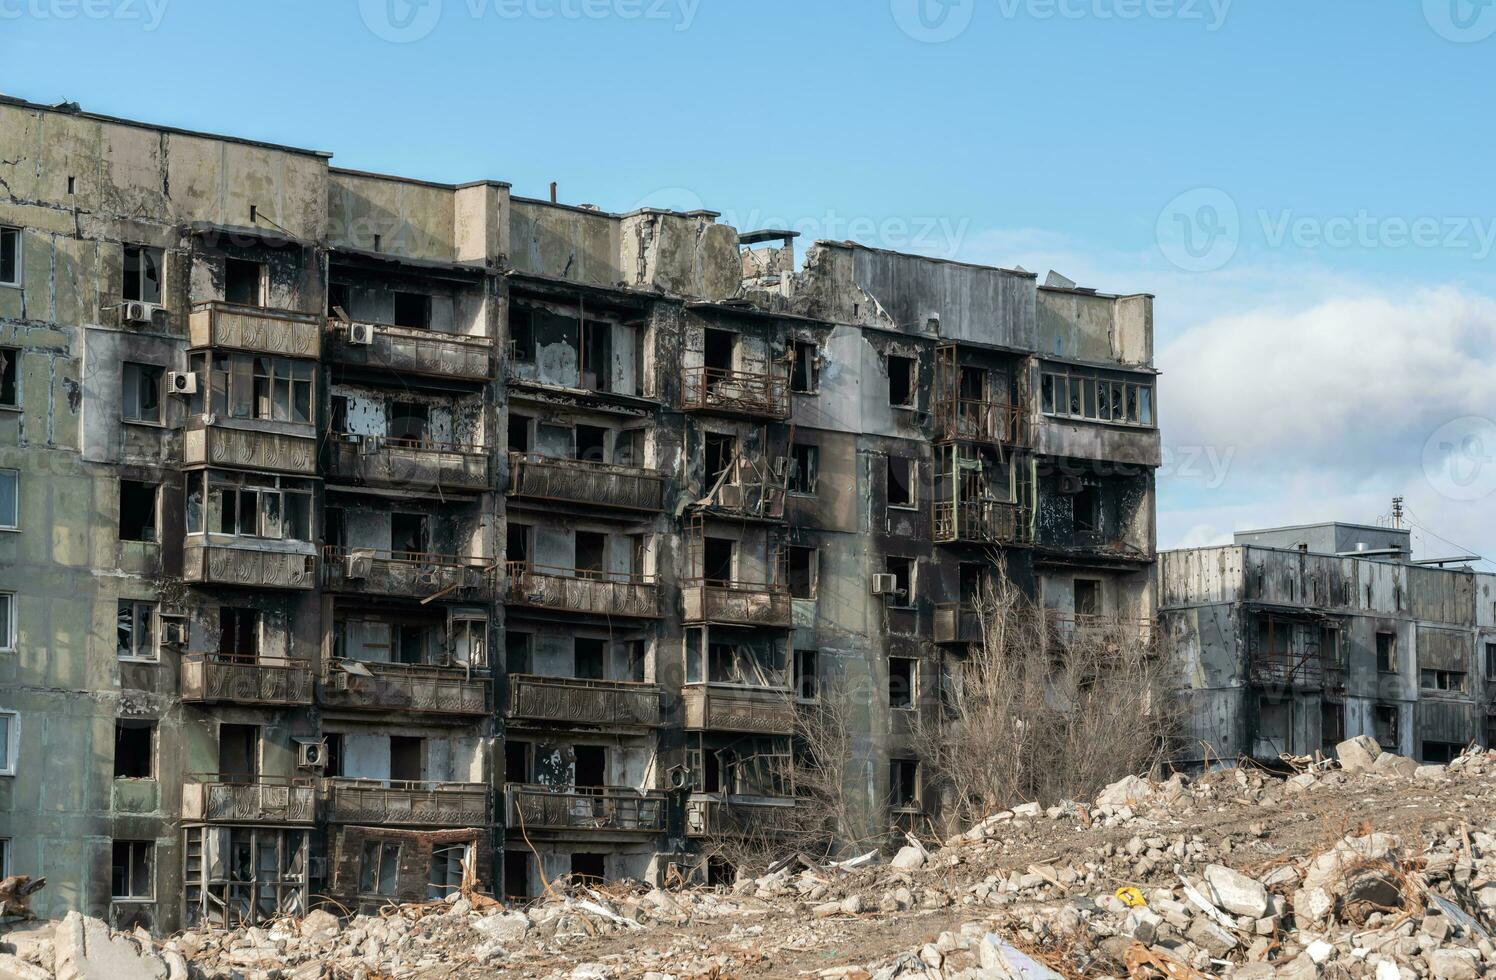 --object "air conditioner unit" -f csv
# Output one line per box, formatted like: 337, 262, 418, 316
297, 740, 327, 770
121, 301, 158, 325
345, 549, 374, 579
167, 371, 198, 395
666, 764, 692, 791
871, 573, 899, 596
348, 322, 376, 346
160, 617, 188, 647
